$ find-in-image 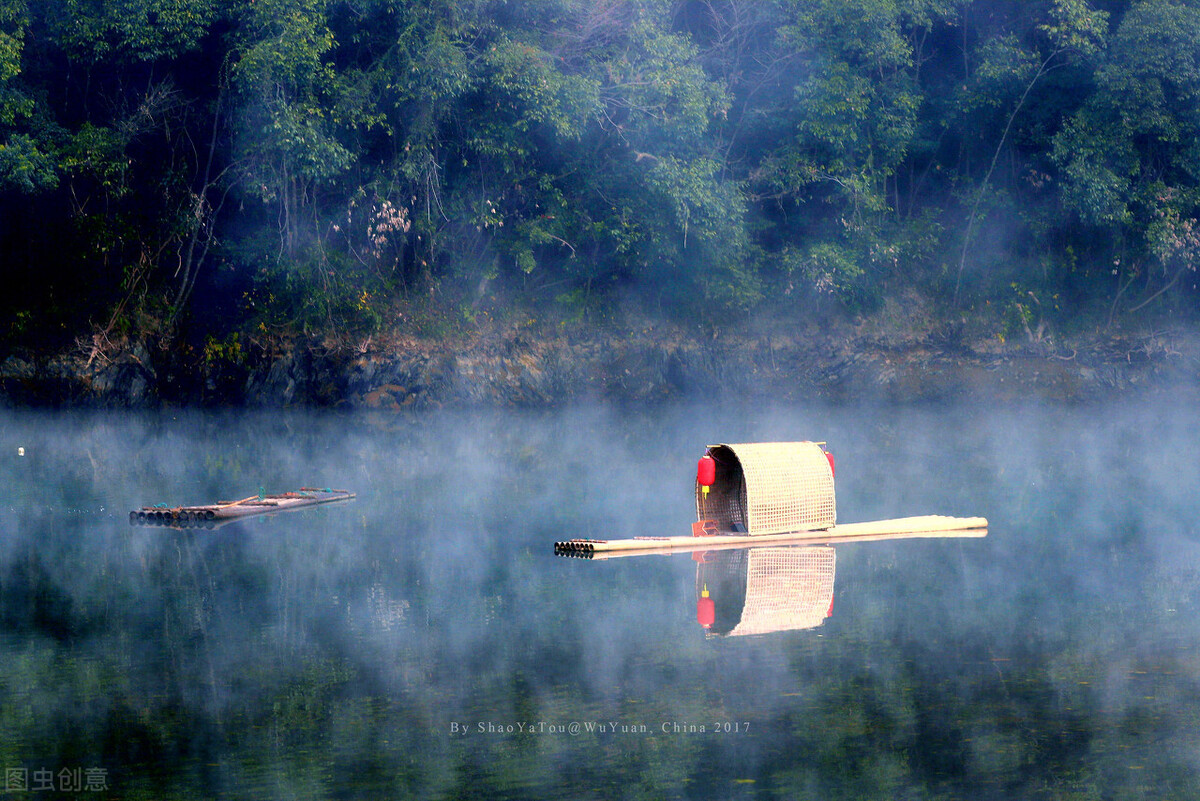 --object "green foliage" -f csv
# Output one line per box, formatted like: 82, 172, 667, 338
786, 242, 864, 297
202, 331, 244, 368
45, 0, 224, 63
969, 36, 1039, 111
1041, 0, 1109, 56
0, 0, 54, 192
243, 241, 390, 337
768, 0, 923, 214
61, 123, 128, 195
600, 17, 729, 149
0, 0, 25, 89
6, 0, 1200, 350
0, 131, 54, 190
232, 0, 353, 197
1053, 0, 1200, 312
1052, 116, 1132, 227
641, 155, 761, 310
479, 36, 597, 141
